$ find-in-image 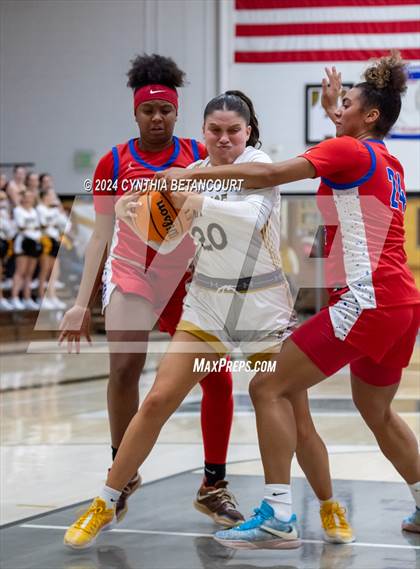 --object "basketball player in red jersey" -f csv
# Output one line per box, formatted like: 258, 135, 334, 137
157, 51, 420, 548
59, 54, 242, 527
